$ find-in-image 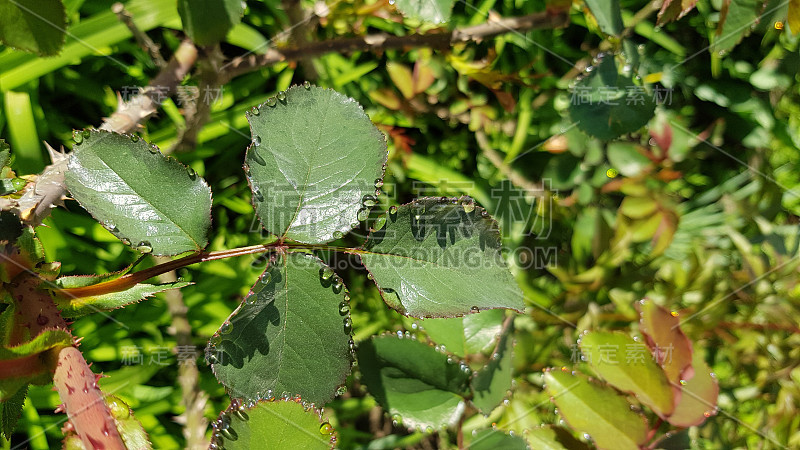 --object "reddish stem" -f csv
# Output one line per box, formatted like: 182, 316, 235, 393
11, 273, 126, 449
56, 243, 281, 299
54, 347, 125, 450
